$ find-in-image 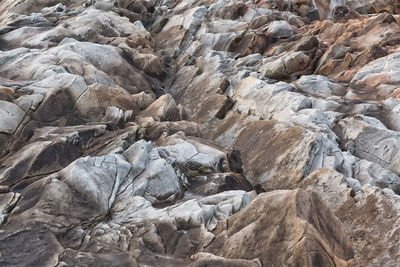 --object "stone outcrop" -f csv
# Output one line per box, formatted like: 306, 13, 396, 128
207, 189, 355, 266
1, 0, 400, 266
